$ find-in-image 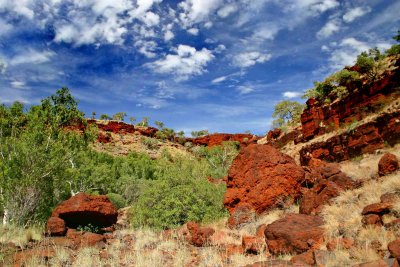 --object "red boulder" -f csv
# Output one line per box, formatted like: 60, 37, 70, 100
264, 213, 324, 255
224, 144, 305, 215
49, 193, 118, 230
378, 153, 399, 176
